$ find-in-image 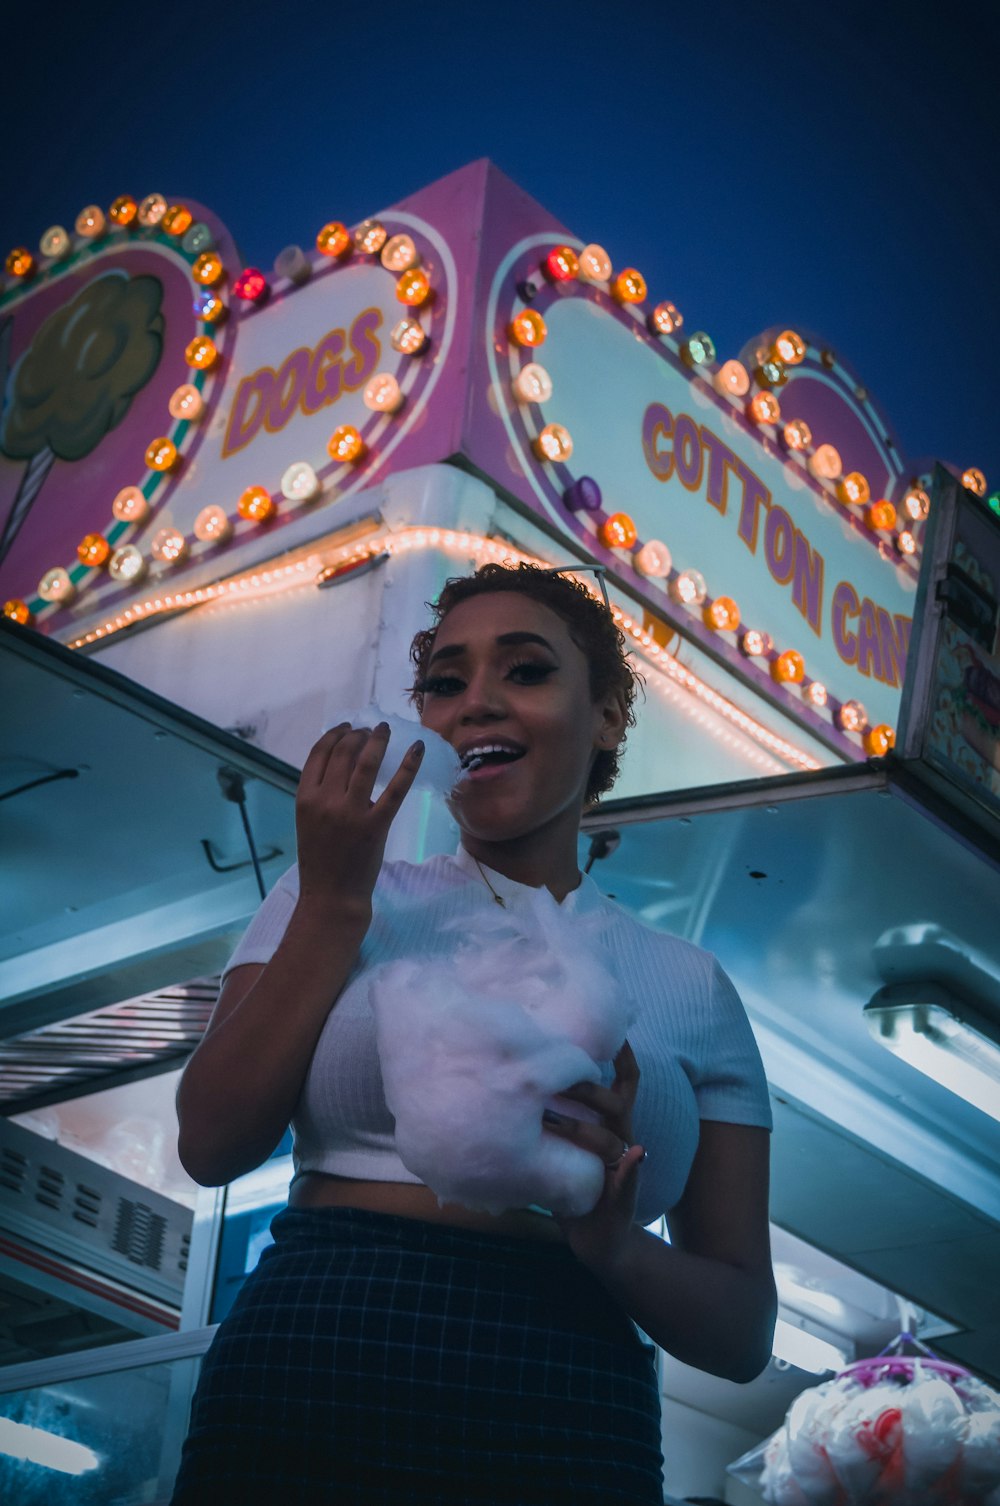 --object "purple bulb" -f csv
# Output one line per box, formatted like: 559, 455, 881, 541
564, 477, 602, 513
